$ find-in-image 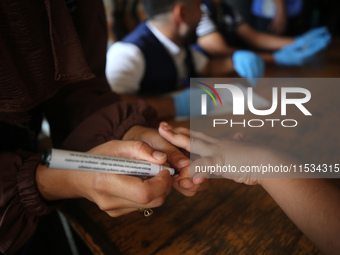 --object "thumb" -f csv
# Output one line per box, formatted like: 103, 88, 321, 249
89, 140, 168, 165
123, 141, 168, 165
